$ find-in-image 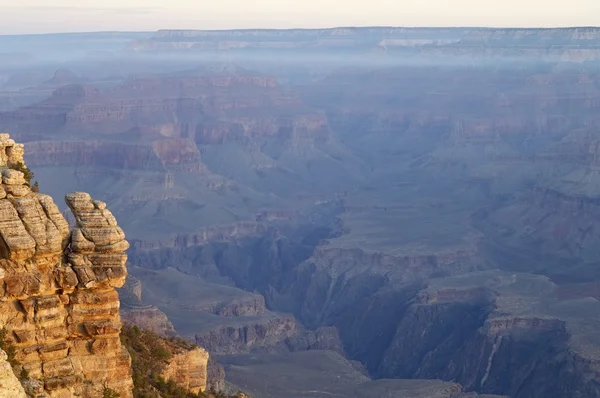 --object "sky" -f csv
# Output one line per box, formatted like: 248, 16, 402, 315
0, 0, 599, 34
